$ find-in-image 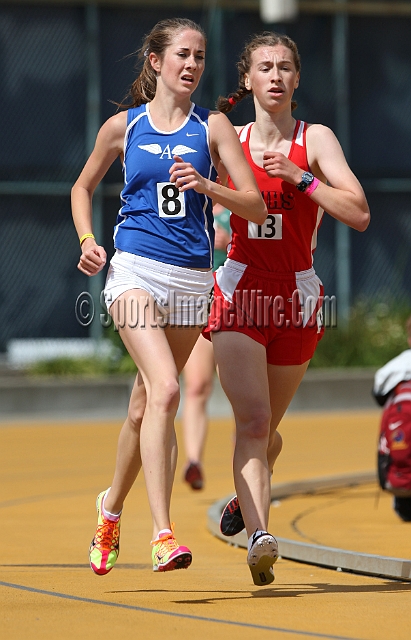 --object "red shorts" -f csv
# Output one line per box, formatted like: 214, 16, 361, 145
203, 259, 324, 366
